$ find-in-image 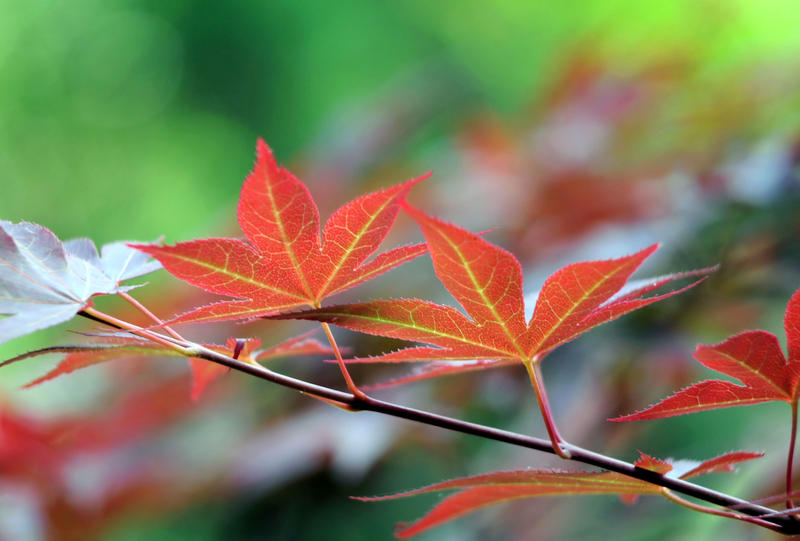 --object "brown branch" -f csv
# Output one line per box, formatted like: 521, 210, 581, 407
188, 343, 799, 532
73, 311, 800, 533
